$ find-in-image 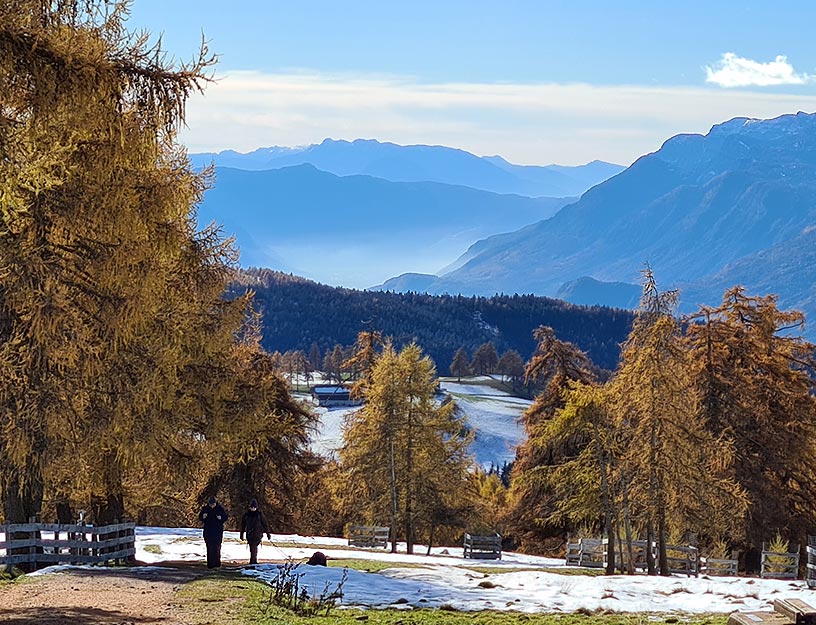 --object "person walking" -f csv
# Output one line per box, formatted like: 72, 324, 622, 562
240, 498, 271, 565
199, 496, 228, 568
